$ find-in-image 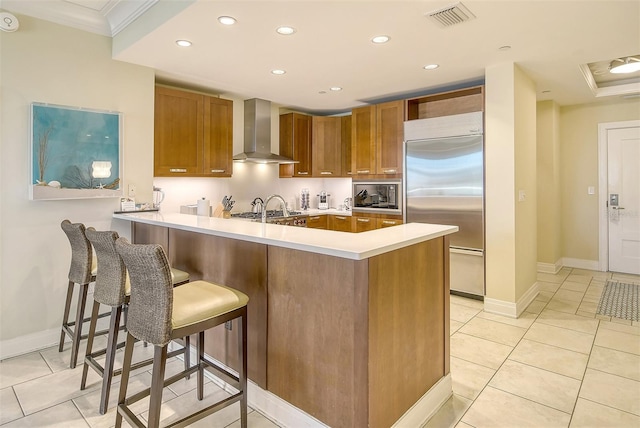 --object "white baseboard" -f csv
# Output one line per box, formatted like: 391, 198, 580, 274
0, 328, 62, 361
392, 374, 452, 428
484, 281, 539, 319
201, 355, 451, 428
537, 260, 563, 274
562, 257, 601, 271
